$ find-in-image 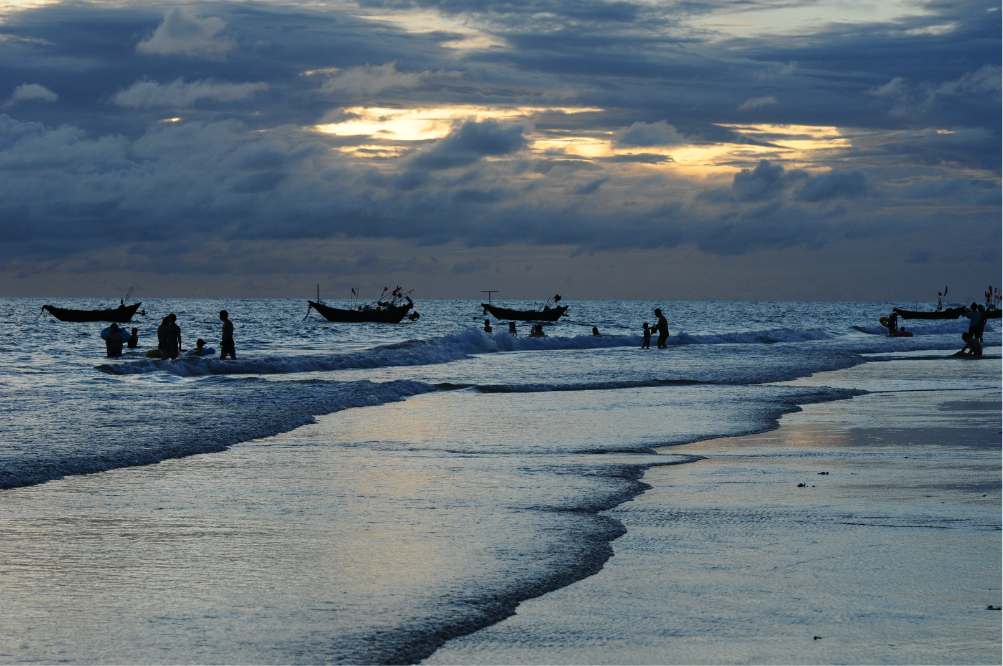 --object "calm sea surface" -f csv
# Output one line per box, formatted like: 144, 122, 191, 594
1, 297, 997, 663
